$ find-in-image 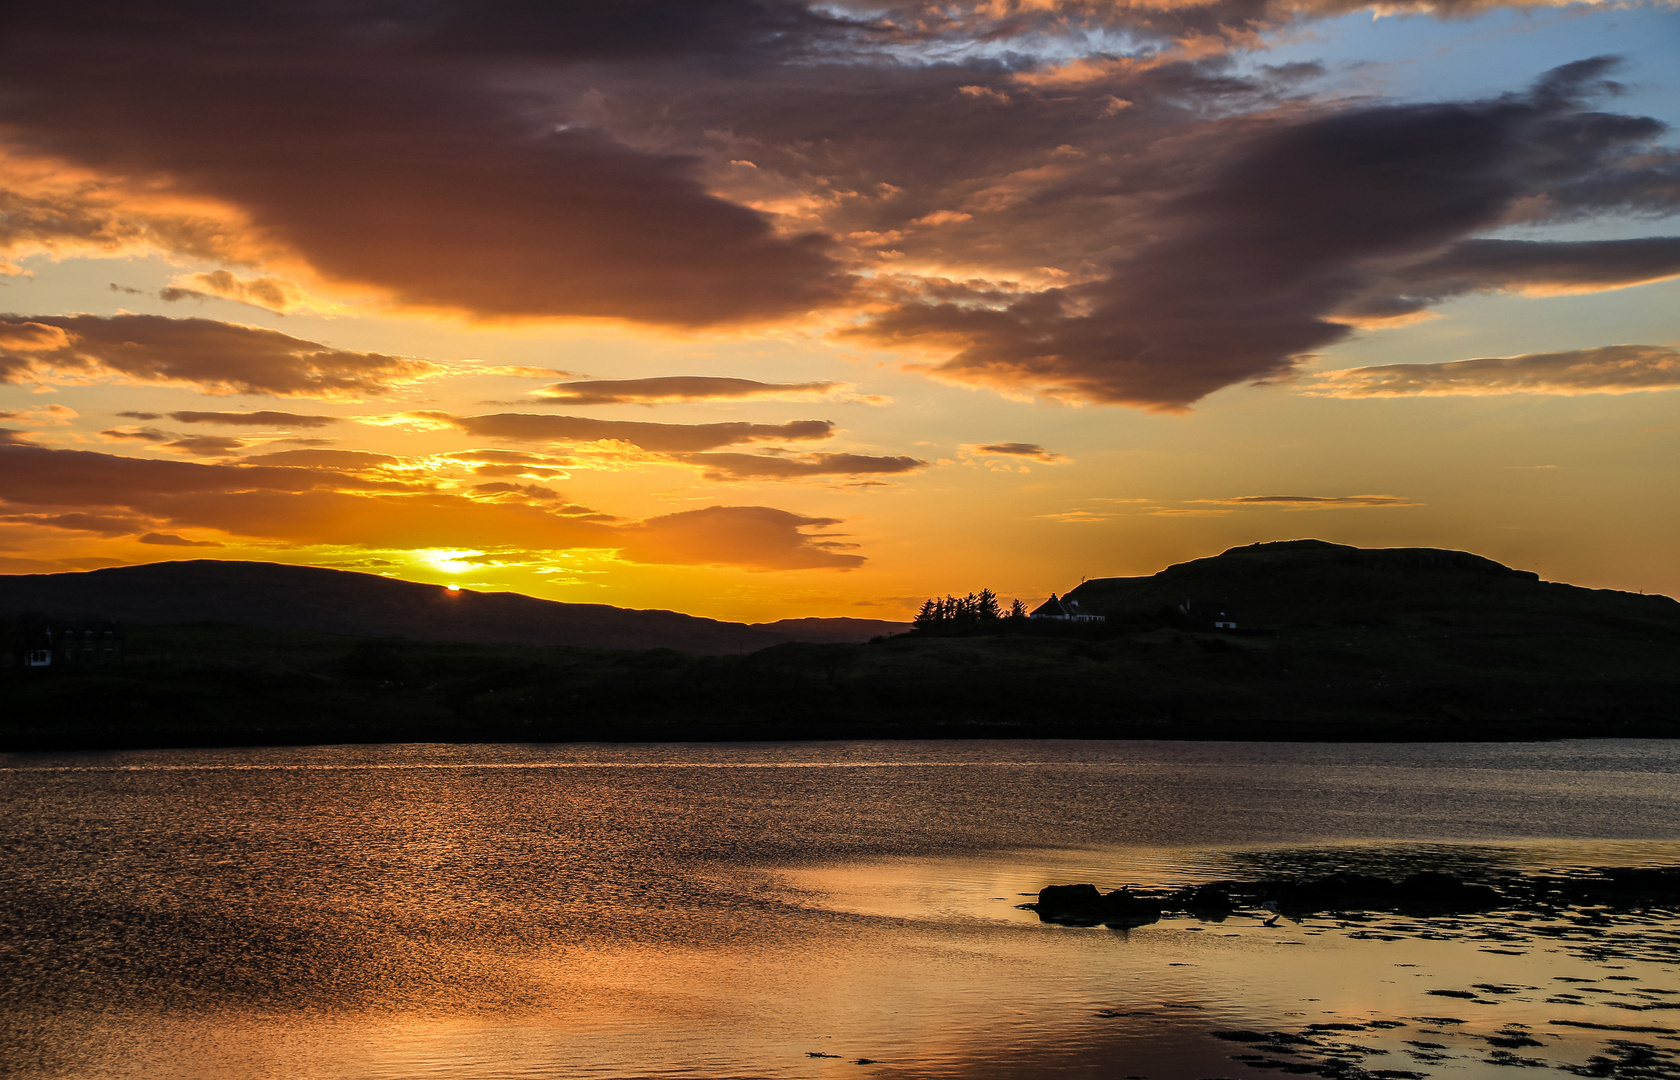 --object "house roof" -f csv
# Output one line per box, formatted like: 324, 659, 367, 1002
1029, 595, 1066, 618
